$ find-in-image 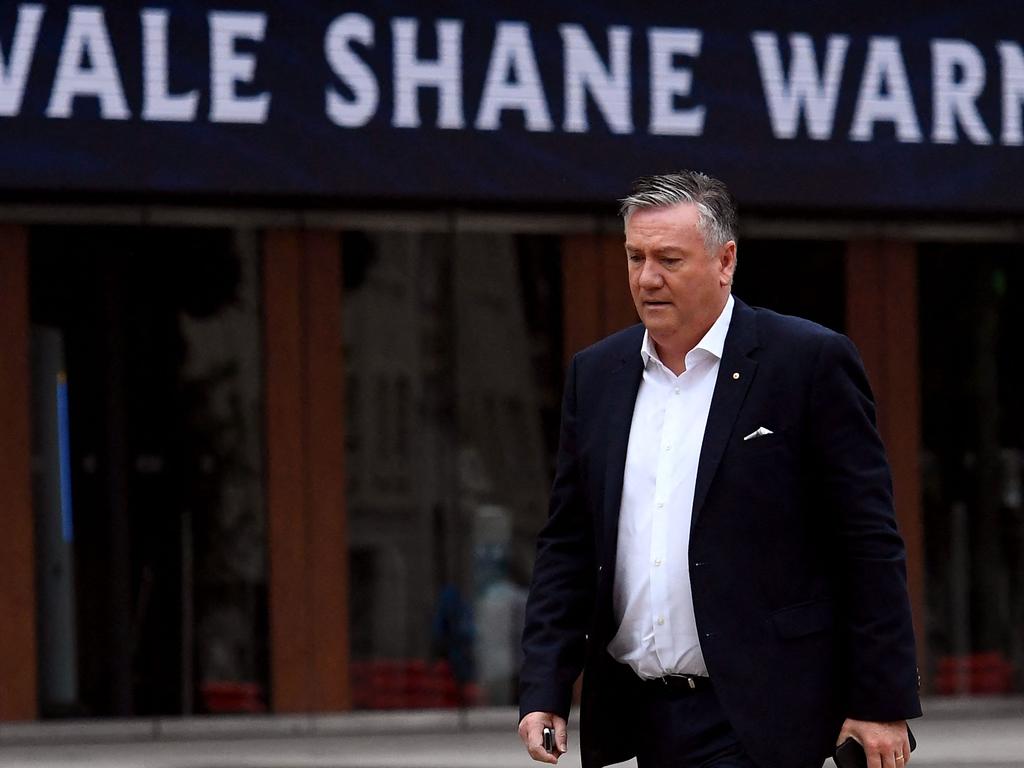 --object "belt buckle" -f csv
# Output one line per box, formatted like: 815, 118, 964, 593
662, 674, 697, 689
